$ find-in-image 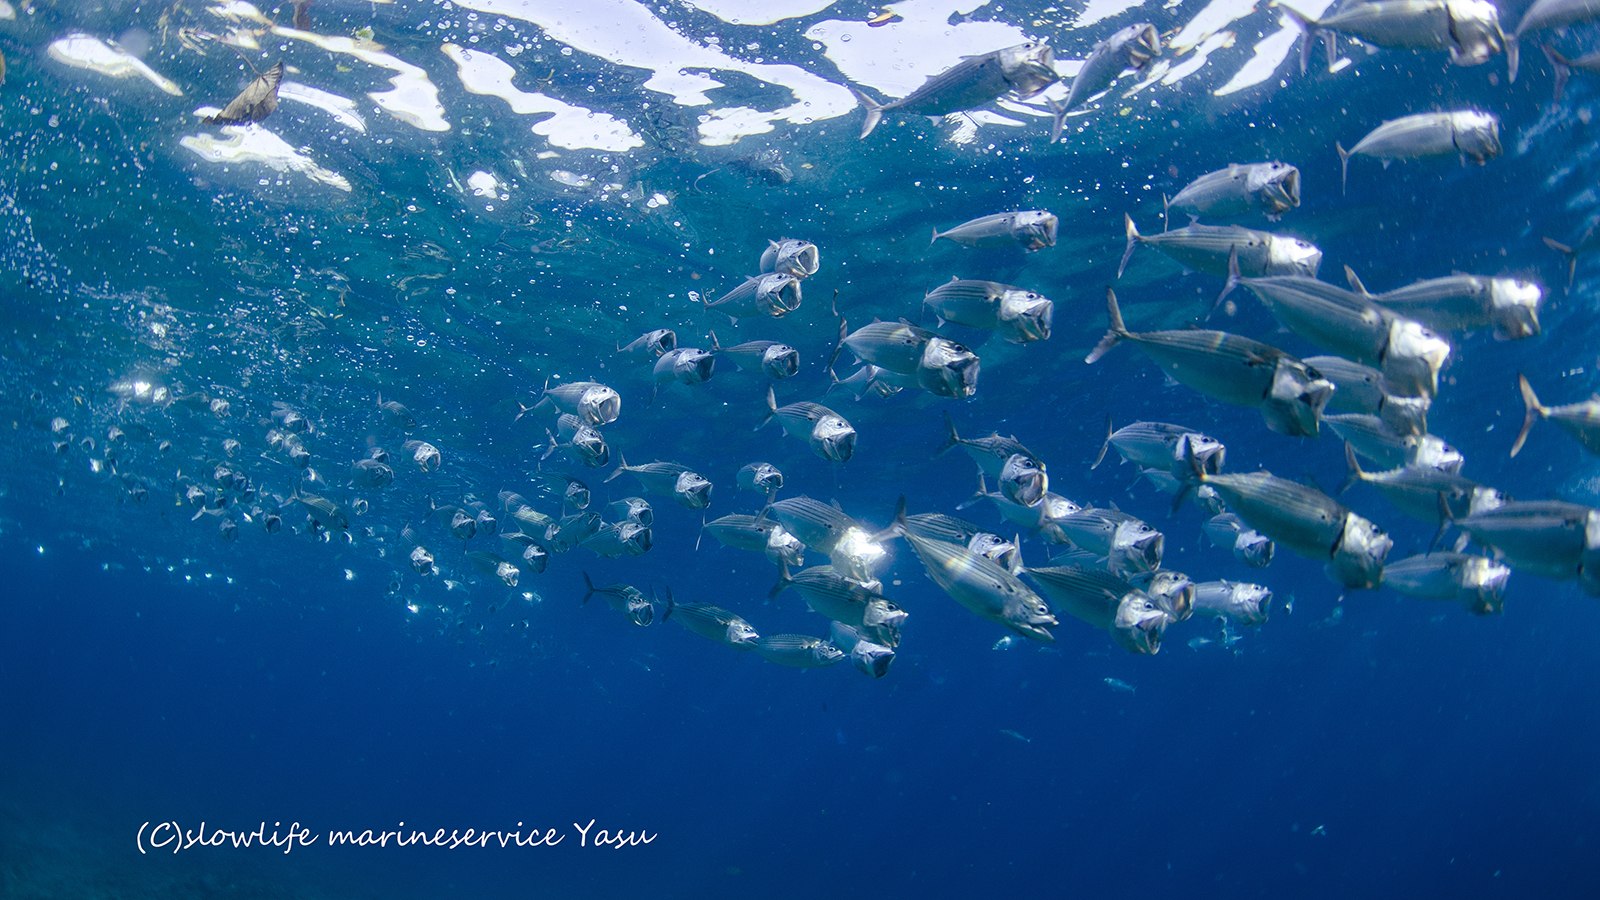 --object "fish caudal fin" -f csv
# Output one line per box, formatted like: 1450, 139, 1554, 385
1339, 441, 1365, 495
767, 562, 793, 600
1276, 4, 1316, 75
1343, 264, 1368, 295
1507, 33, 1520, 84
581, 571, 597, 605
1086, 288, 1131, 364
1046, 97, 1067, 145
1336, 142, 1351, 195
956, 471, 989, 510
1543, 237, 1577, 290
1091, 413, 1114, 469
755, 386, 778, 432
1118, 214, 1141, 279
603, 454, 630, 484
849, 86, 884, 139
934, 410, 963, 458
1215, 245, 1242, 314
1545, 44, 1571, 101
1511, 373, 1545, 457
